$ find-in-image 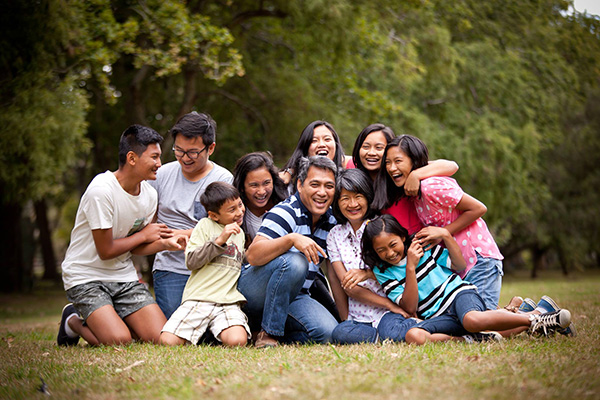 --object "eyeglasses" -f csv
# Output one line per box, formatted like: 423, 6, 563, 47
172, 145, 208, 160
